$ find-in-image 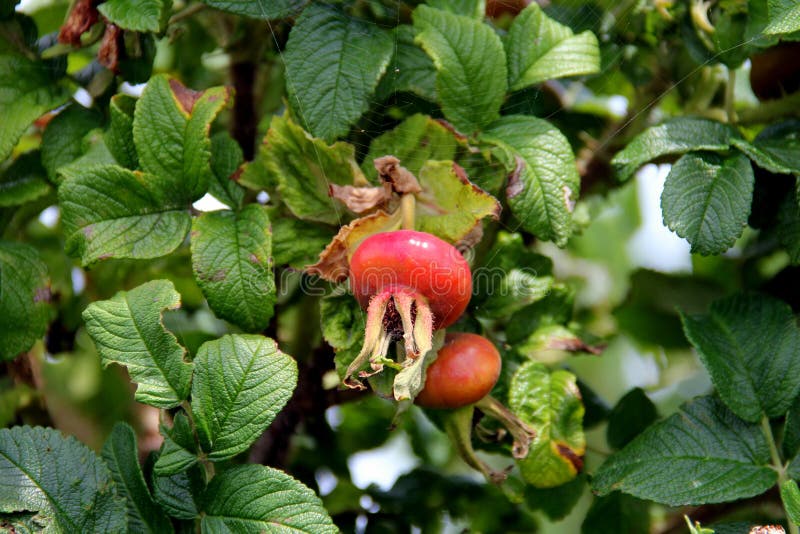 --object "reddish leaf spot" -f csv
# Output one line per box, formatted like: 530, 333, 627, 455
169, 79, 203, 115
506, 156, 526, 199
556, 442, 584, 473
33, 286, 51, 303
